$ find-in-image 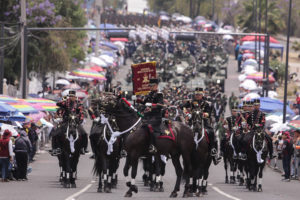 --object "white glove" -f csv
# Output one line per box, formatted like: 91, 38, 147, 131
94, 117, 100, 122
187, 114, 192, 119
145, 103, 152, 107
131, 95, 137, 101
224, 125, 228, 129
233, 126, 238, 131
